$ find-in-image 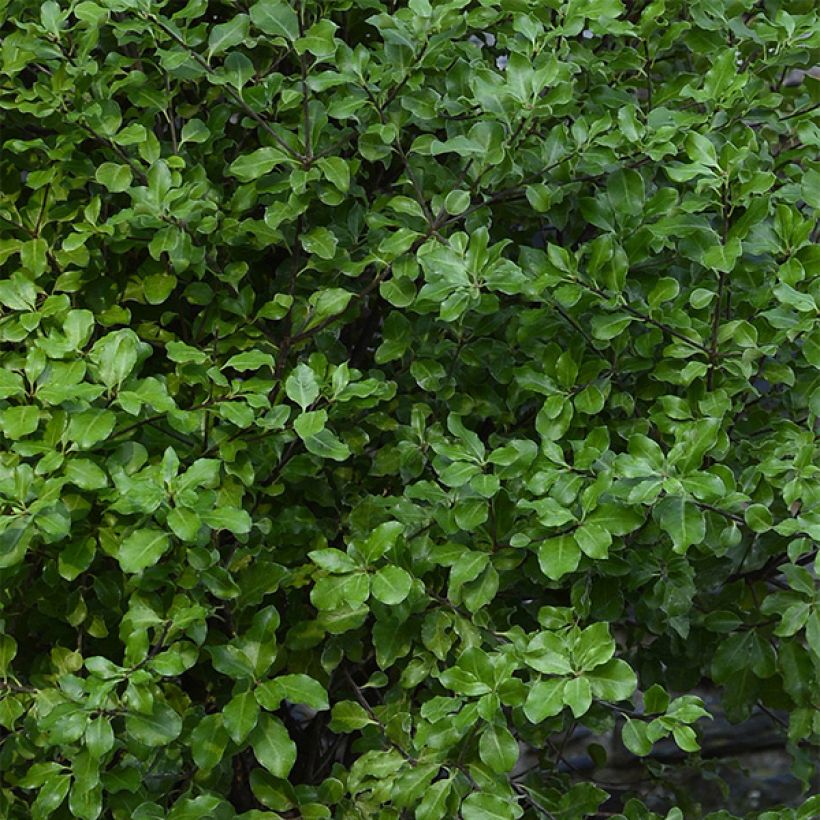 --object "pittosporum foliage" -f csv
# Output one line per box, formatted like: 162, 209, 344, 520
0, 0, 819, 817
